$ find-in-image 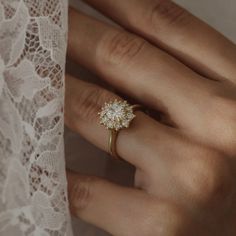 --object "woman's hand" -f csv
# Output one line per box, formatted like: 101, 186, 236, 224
65, 1, 236, 235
